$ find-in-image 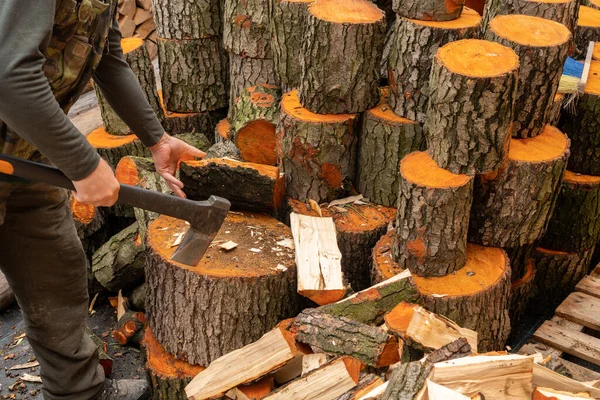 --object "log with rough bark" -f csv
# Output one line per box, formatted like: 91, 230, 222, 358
277, 90, 358, 203
425, 338, 472, 364
228, 55, 279, 114
142, 328, 204, 400
70, 196, 108, 259
548, 93, 564, 127
485, 15, 570, 138
509, 259, 536, 328
394, 151, 474, 277
530, 246, 595, 314
86, 127, 150, 168
205, 140, 242, 160
293, 309, 400, 367
356, 89, 425, 207
337, 374, 384, 400
540, 171, 600, 252
159, 91, 226, 137
113, 310, 145, 347
381, 361, 432, 400
468, 125, 570, 248
230, 84, 281, 165
576, 6, 600, 56
96, 38, 164, 136
146, 212, 299, 365
387, 8, 481, 123
158, 36, 228, 113
482, 0, 578, 33
425, 39, 519, 175
289, 199, 396, 292
152, 0, 220, 39
393, 0, 465, 21
298, 0, 386, 114
222, 0, 271, 58
269, 0, 311, 92
504, 244, 536, 281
